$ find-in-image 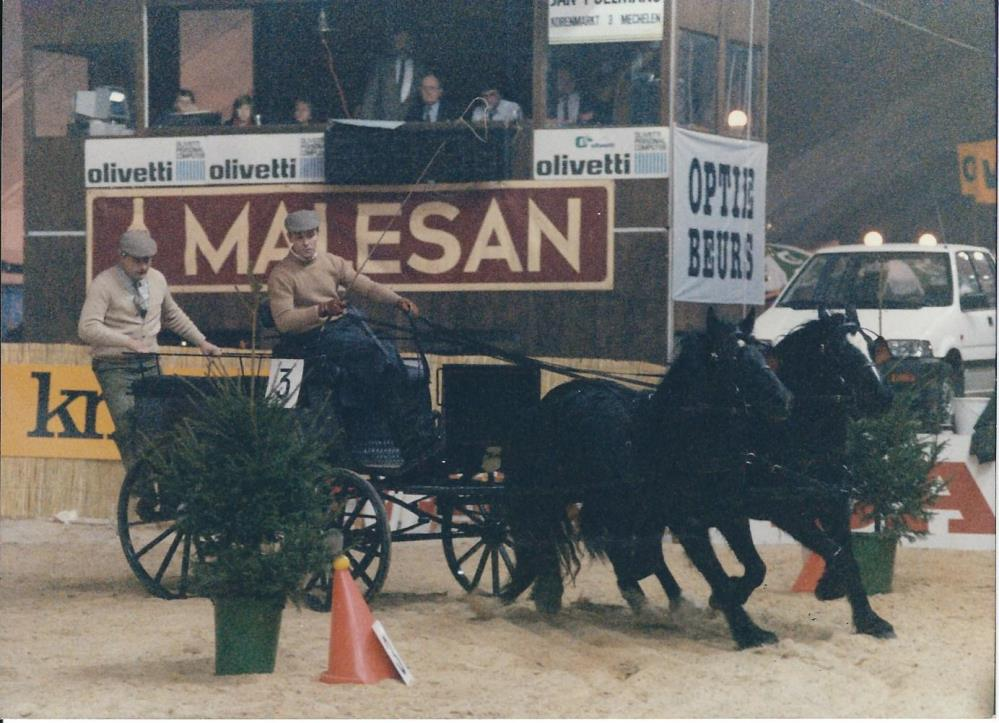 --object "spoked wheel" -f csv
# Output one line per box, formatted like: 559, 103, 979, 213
117, 461, 198, 599
440, 494, 515, 595
303, 468, 391, 611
